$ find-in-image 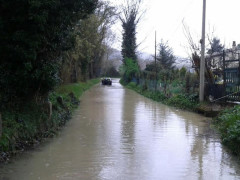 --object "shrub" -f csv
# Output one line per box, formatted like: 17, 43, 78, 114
127, 82, 138, 89
166, 94, 198, 110
120, 58, 140, 84
0, 79, 99, 154
216, 105, 240, 155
